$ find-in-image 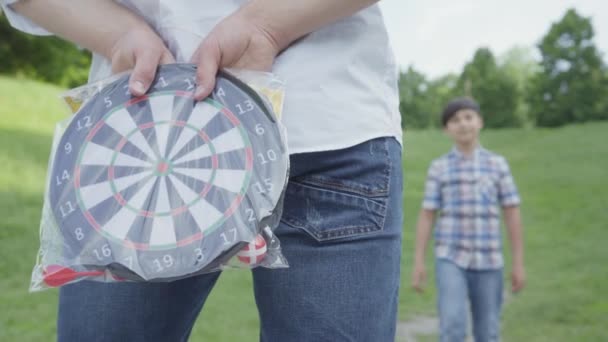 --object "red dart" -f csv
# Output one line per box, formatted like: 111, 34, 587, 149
43, 265, 104, 287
